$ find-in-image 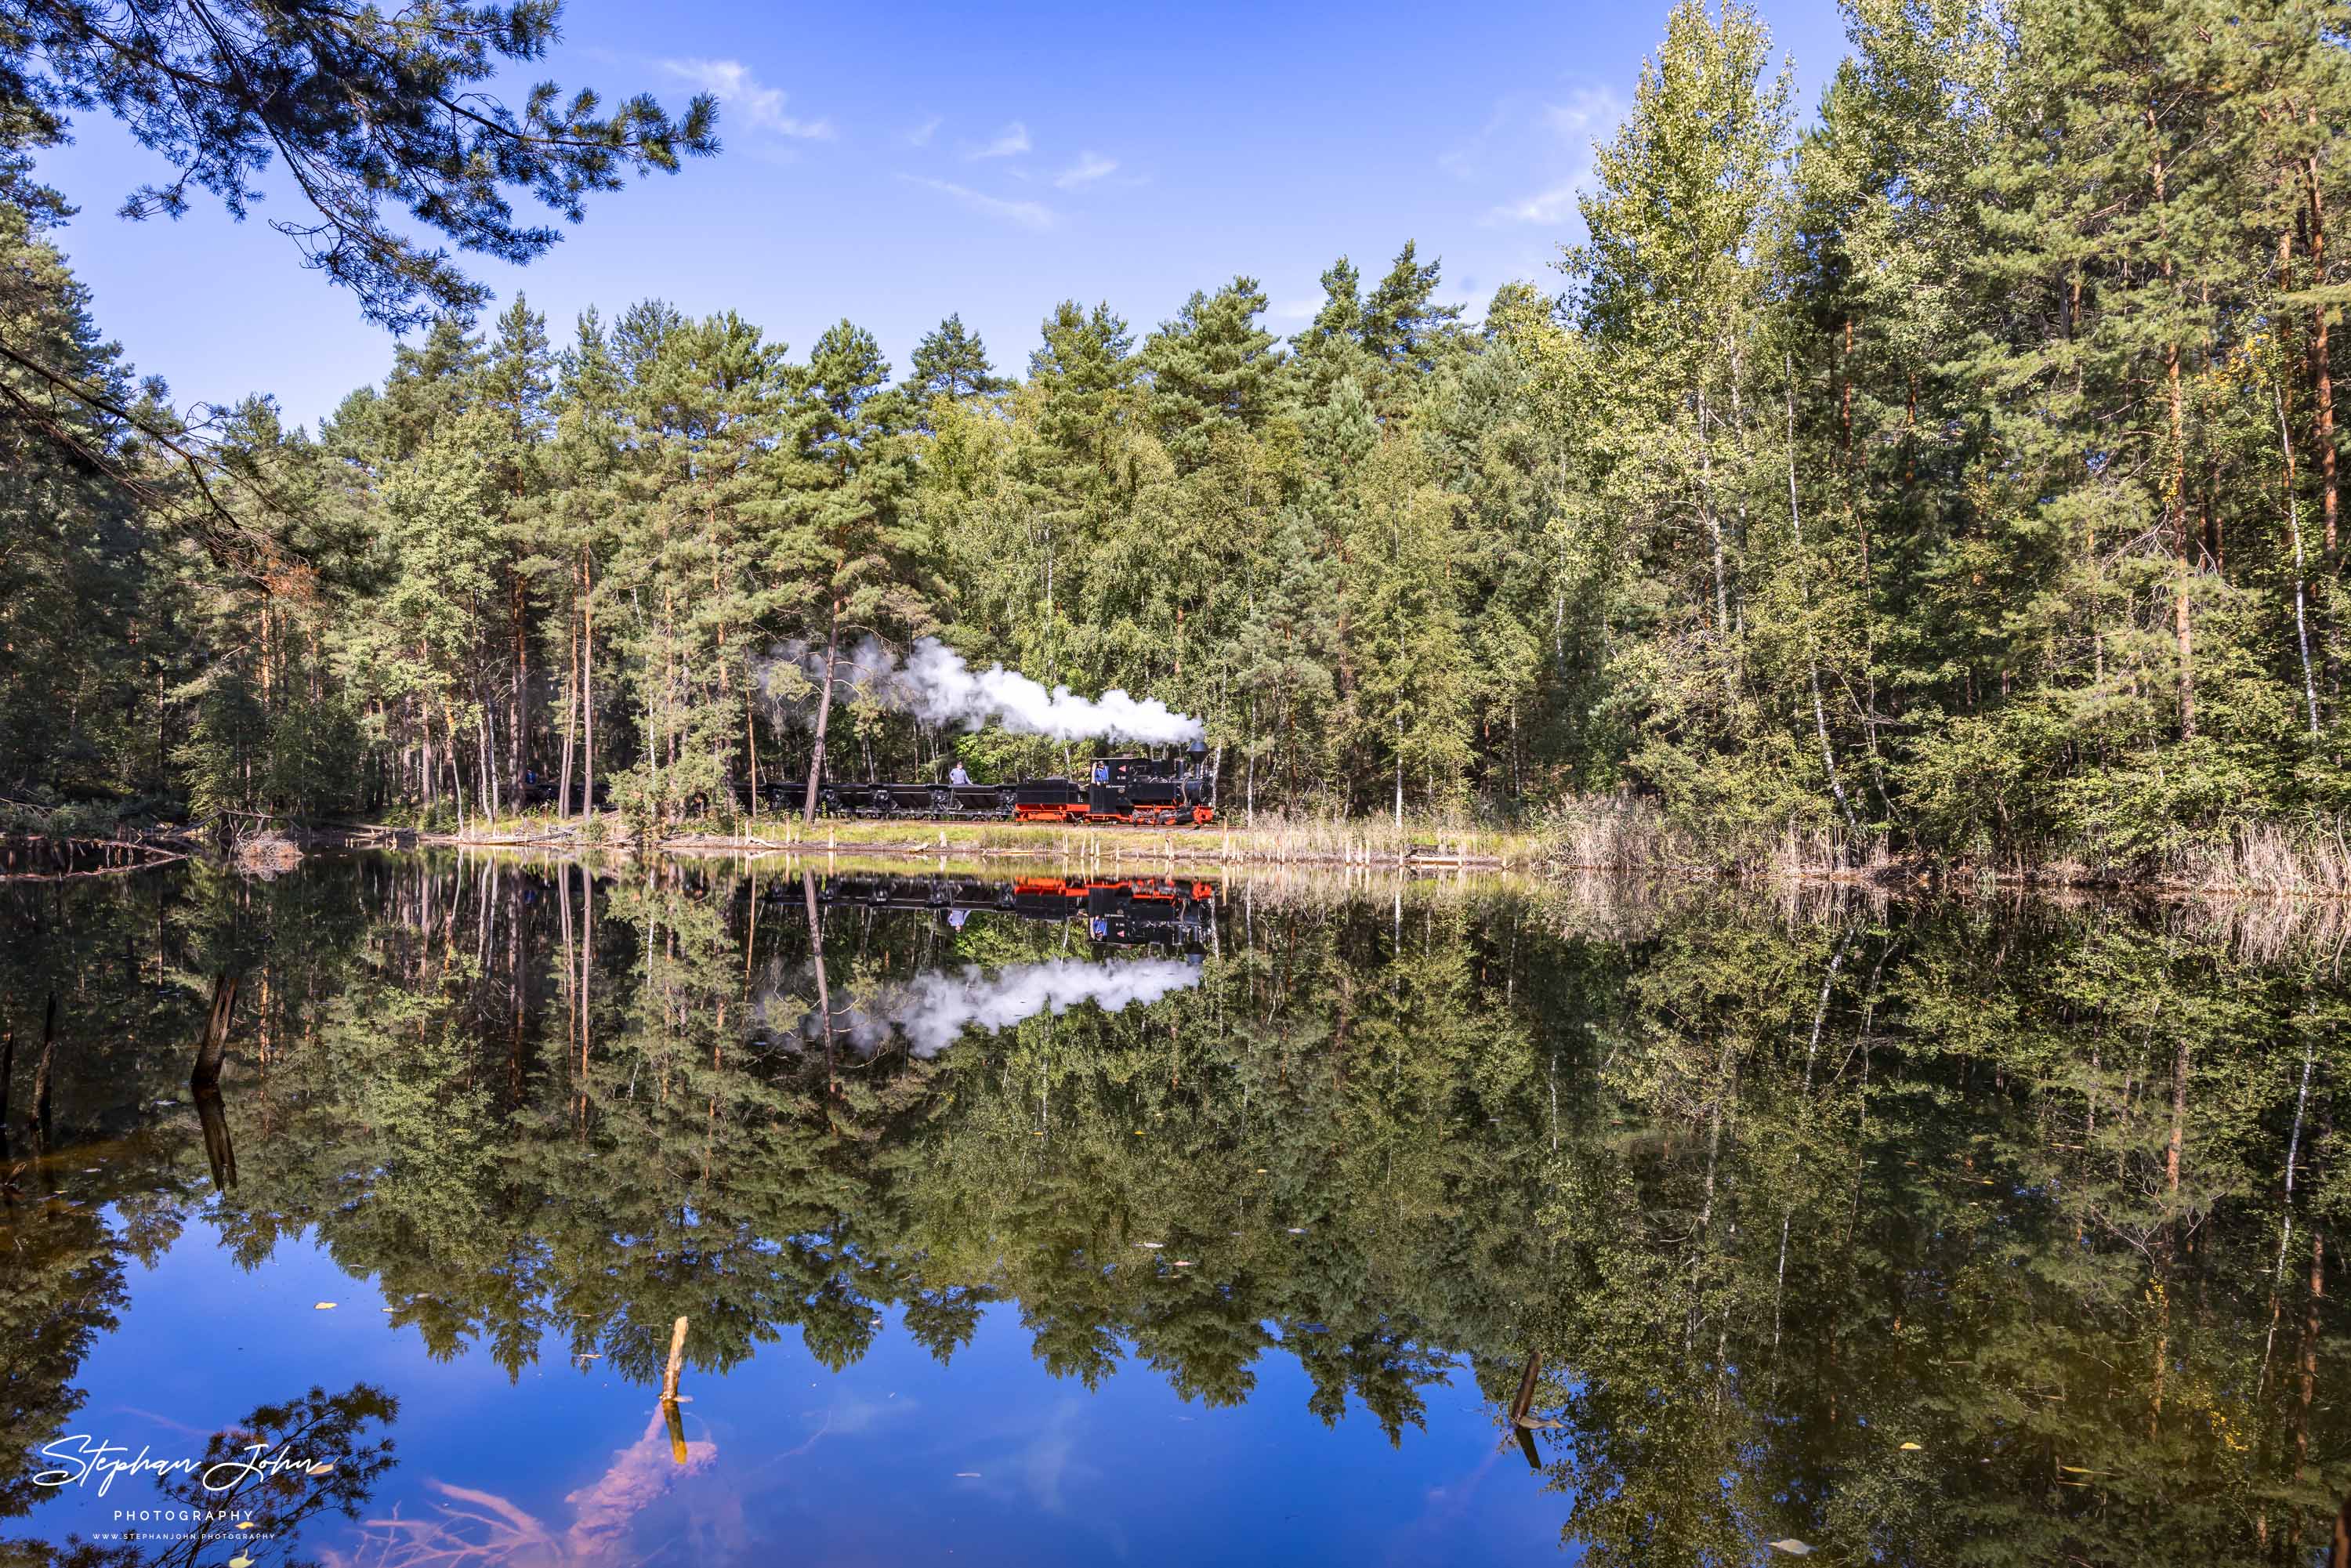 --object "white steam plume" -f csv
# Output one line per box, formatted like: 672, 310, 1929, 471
758, 957, 1203, 1058
754, 636, 1203, 745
